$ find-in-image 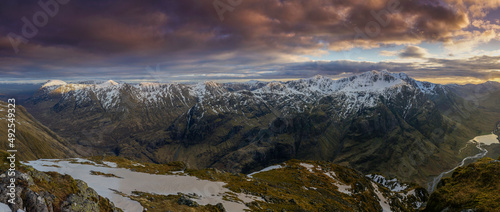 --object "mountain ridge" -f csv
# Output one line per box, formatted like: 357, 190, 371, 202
34, 70, 448, 118
37, 70, 444, 100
